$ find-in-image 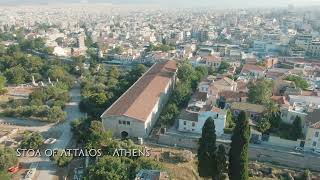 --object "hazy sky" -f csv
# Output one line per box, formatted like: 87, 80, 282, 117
0, 0, 319, 8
